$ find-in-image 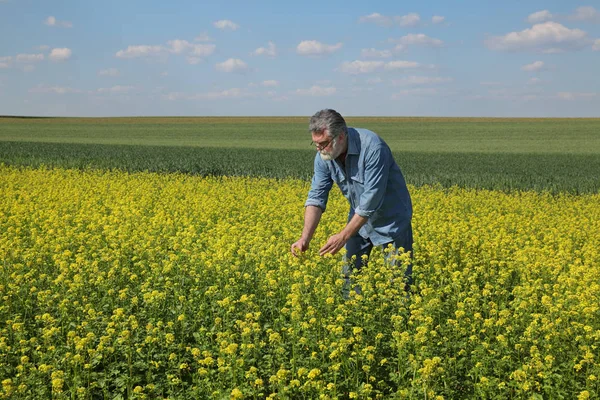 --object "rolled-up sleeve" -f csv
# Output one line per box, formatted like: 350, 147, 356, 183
354, 145, 389, 218
305, 154, 333, 212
